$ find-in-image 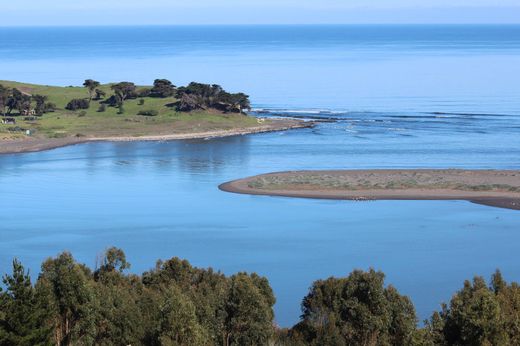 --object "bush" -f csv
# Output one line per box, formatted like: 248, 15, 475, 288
117, 105, 125, 114
65, 98, 90, 111
137, 109, 158, 116
97, 104, 106, 112
138, 99, 145, 105
104, 95, 121, 107
78, 111, 87, 117
44, 102, 56, 113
